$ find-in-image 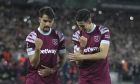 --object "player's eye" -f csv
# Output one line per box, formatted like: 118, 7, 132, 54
78, 25, 85, 28
43, 20, 52, 23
